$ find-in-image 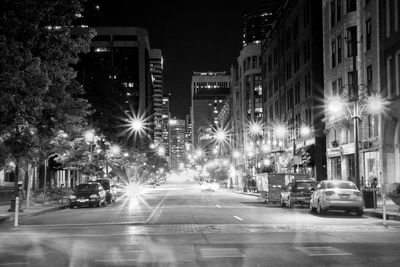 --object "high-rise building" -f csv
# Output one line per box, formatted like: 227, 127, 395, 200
262, 0, 326, 180
161, 96, 170, 158
185, 114, 192, 146
191, 72, 230, 153
242, 2, 282, 47
150, 49, 164, 144
74, 26, 153, 146
169, 119, 186, 170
